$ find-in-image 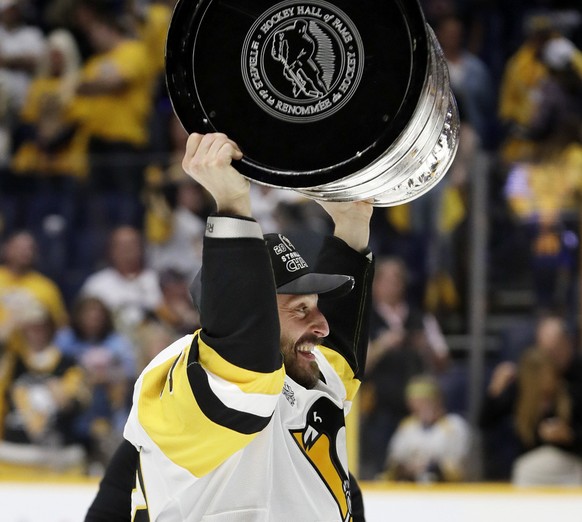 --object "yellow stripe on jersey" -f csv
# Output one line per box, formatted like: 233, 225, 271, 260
198, 337, 284, 395
318, 346, 360, 402
138, 336, 284, 477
